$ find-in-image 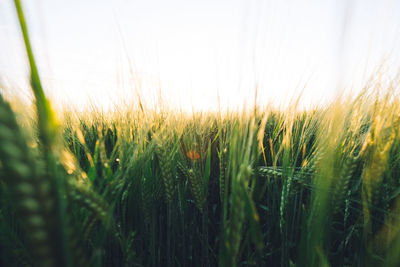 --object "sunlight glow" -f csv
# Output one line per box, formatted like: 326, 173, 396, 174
1, 0, 400, 112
